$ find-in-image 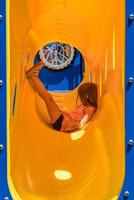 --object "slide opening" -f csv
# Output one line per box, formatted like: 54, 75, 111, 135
8, 0, 125, 199
34, 42, 85, 93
